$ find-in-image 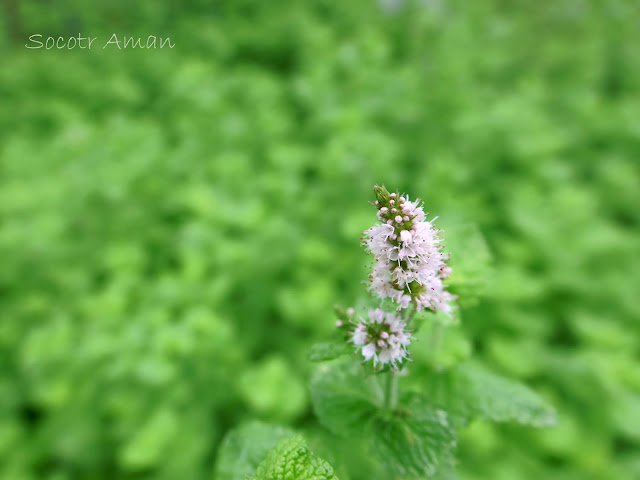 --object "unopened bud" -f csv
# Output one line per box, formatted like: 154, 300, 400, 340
373, 185, 391, 206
